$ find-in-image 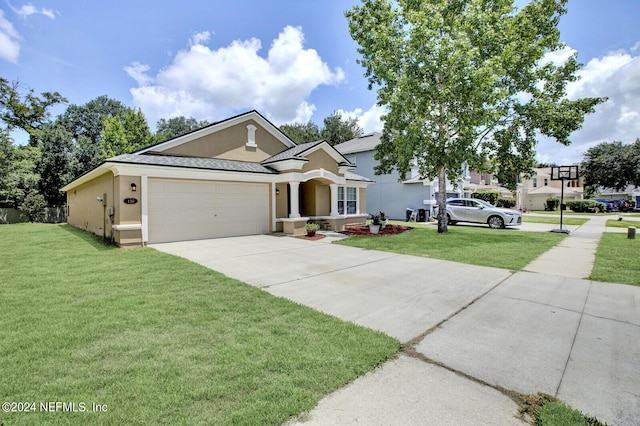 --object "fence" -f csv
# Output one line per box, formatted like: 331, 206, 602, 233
0, 207, 67, 224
